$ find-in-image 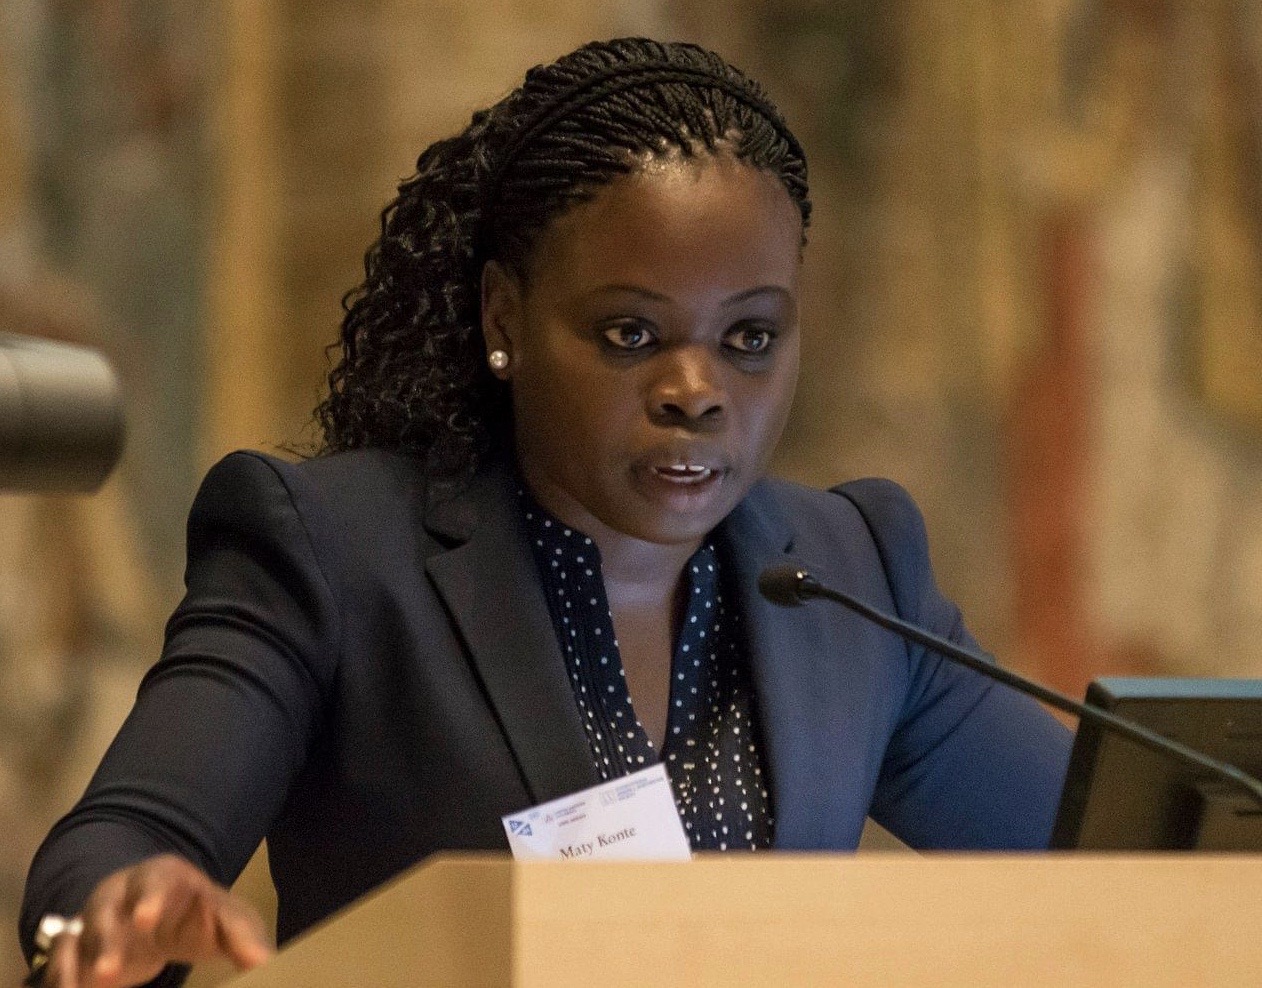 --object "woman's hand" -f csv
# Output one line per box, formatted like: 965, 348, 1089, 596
39, 854, 273, 987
